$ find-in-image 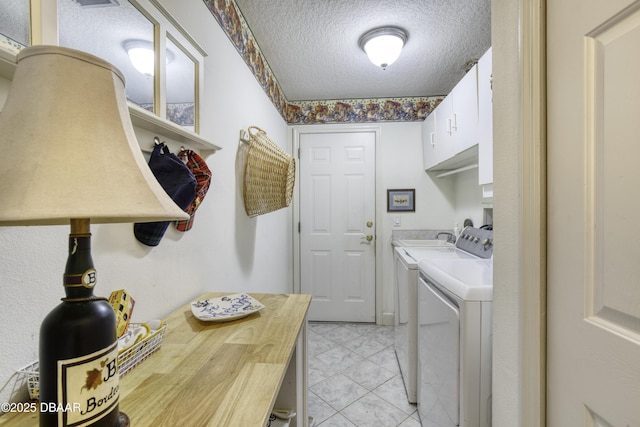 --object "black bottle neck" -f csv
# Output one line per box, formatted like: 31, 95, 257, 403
63, 233, 99, 301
